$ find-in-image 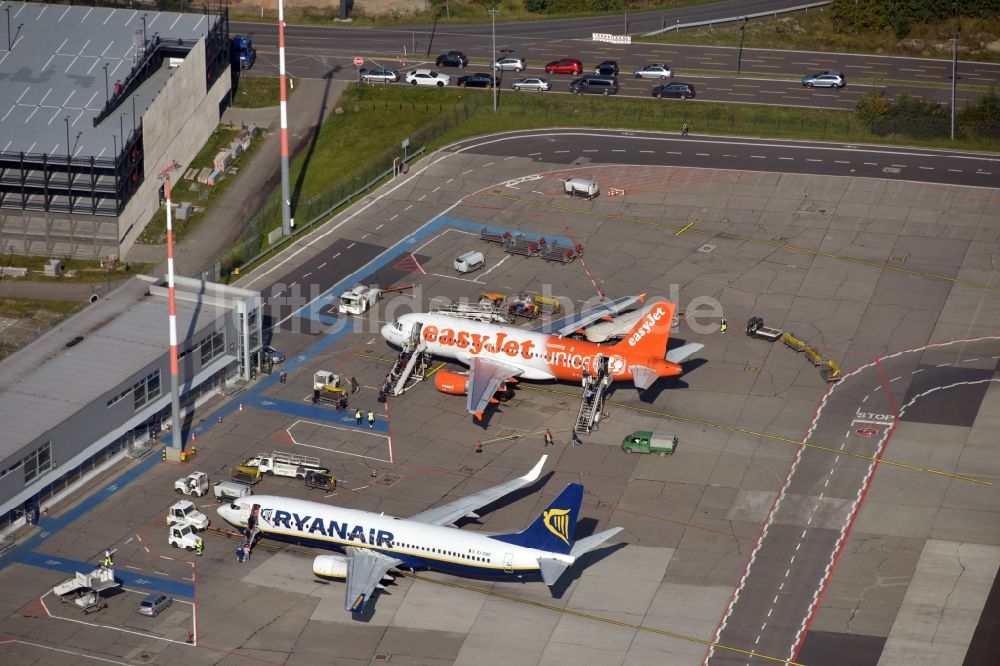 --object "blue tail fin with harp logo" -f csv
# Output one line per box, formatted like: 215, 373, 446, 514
489, 483, 583, 554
